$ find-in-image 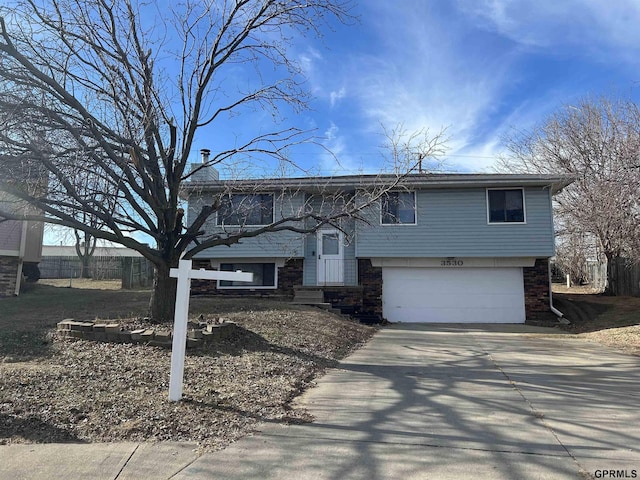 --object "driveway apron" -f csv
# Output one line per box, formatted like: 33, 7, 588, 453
175, 324, 640, 480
